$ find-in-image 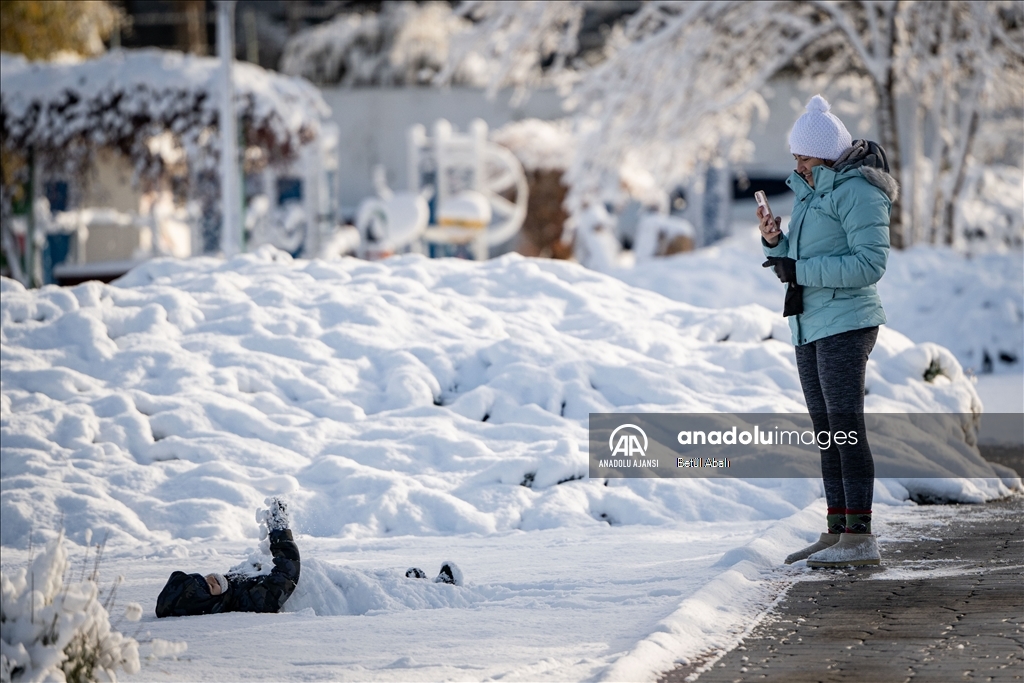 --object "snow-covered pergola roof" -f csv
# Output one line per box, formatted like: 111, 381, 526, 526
0, 49, 331, 188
